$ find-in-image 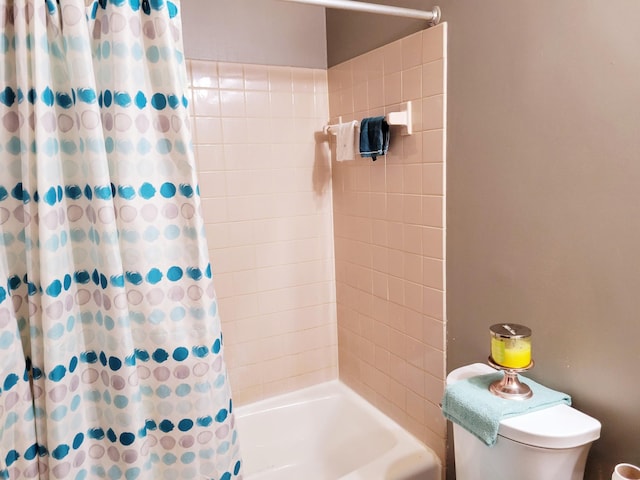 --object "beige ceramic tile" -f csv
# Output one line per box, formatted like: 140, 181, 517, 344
422, 95, 444, 131
423, 24, 445, 64
367, 75, 385, 110
192, 88, 220, 117
403, 224, 423, 255
353, 82, 368, 112
194, 117, 222, 144
245, 117, 272, 145
329, 60, 353, 92
422, 196, 443, 228
268, 65, 293, 92
314, 69, 329, 94
422, 129, 444, 163
219, 90, 245, 117
221, 117, 247, 144
422, 163, 443, 195
422, 226, 443, 260
423, 257, 444, 290
403, 195, 422, 225
404, 281, 422, 313
195, 144, 225, 171
383, 39, 403, 75
422, 59, 445, 98
423, 287, 444, 321
293, 92, 316, 118
243, 64, 270, 91
404, 252, 422, 285
386, 165, 404, 193
270, 92, 294, 118
402, 66, 422, 102
402, 31, 423, 70
384, 72, 402, 107
198, 171, 226, 198
190, 59, 218, 89
423, 315, 444, 351
337, 88, 354, 117
218, 62, 244, 90
403, 164, 422, 194
291, 68, 316, 93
